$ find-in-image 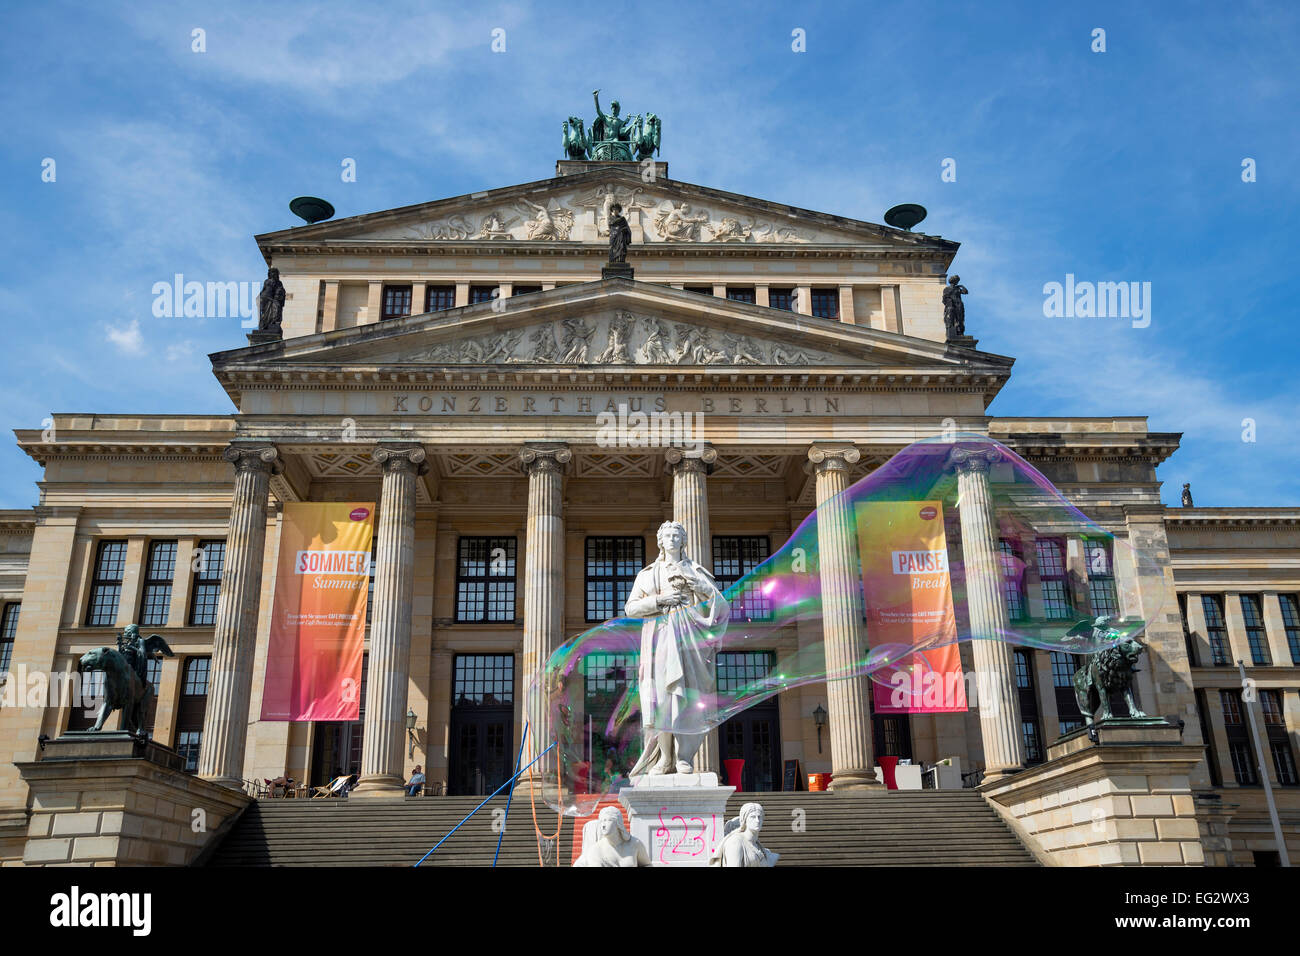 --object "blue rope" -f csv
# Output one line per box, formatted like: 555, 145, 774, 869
413, 741, 555, 867
493, 721, 530, 868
